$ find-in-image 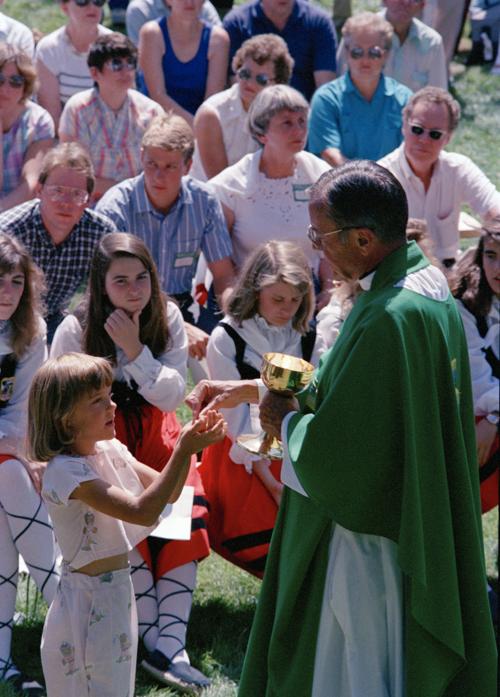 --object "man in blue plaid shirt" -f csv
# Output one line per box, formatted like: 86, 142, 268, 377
0, 142, 116, 341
